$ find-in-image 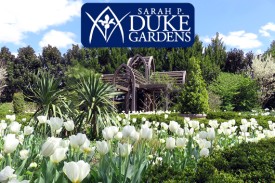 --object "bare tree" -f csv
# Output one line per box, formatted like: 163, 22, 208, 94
0, 63, 7, 96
